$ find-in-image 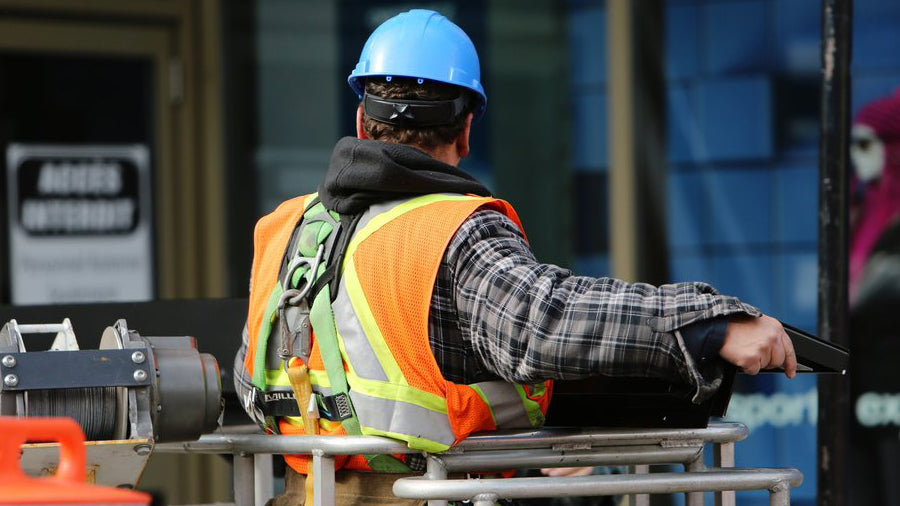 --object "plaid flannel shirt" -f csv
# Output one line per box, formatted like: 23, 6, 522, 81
234, 207, 759, 427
